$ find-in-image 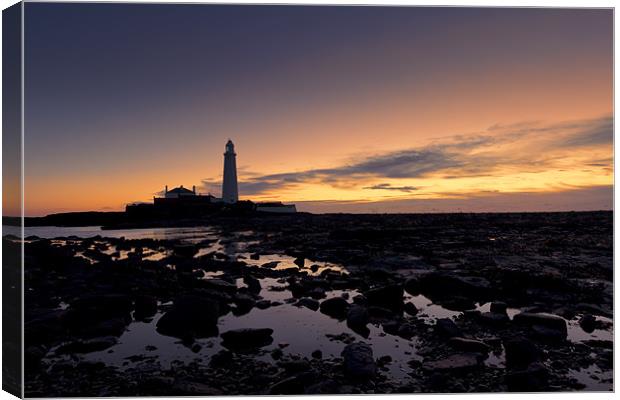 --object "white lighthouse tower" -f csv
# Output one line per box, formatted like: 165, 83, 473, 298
222, 139, 239, 203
